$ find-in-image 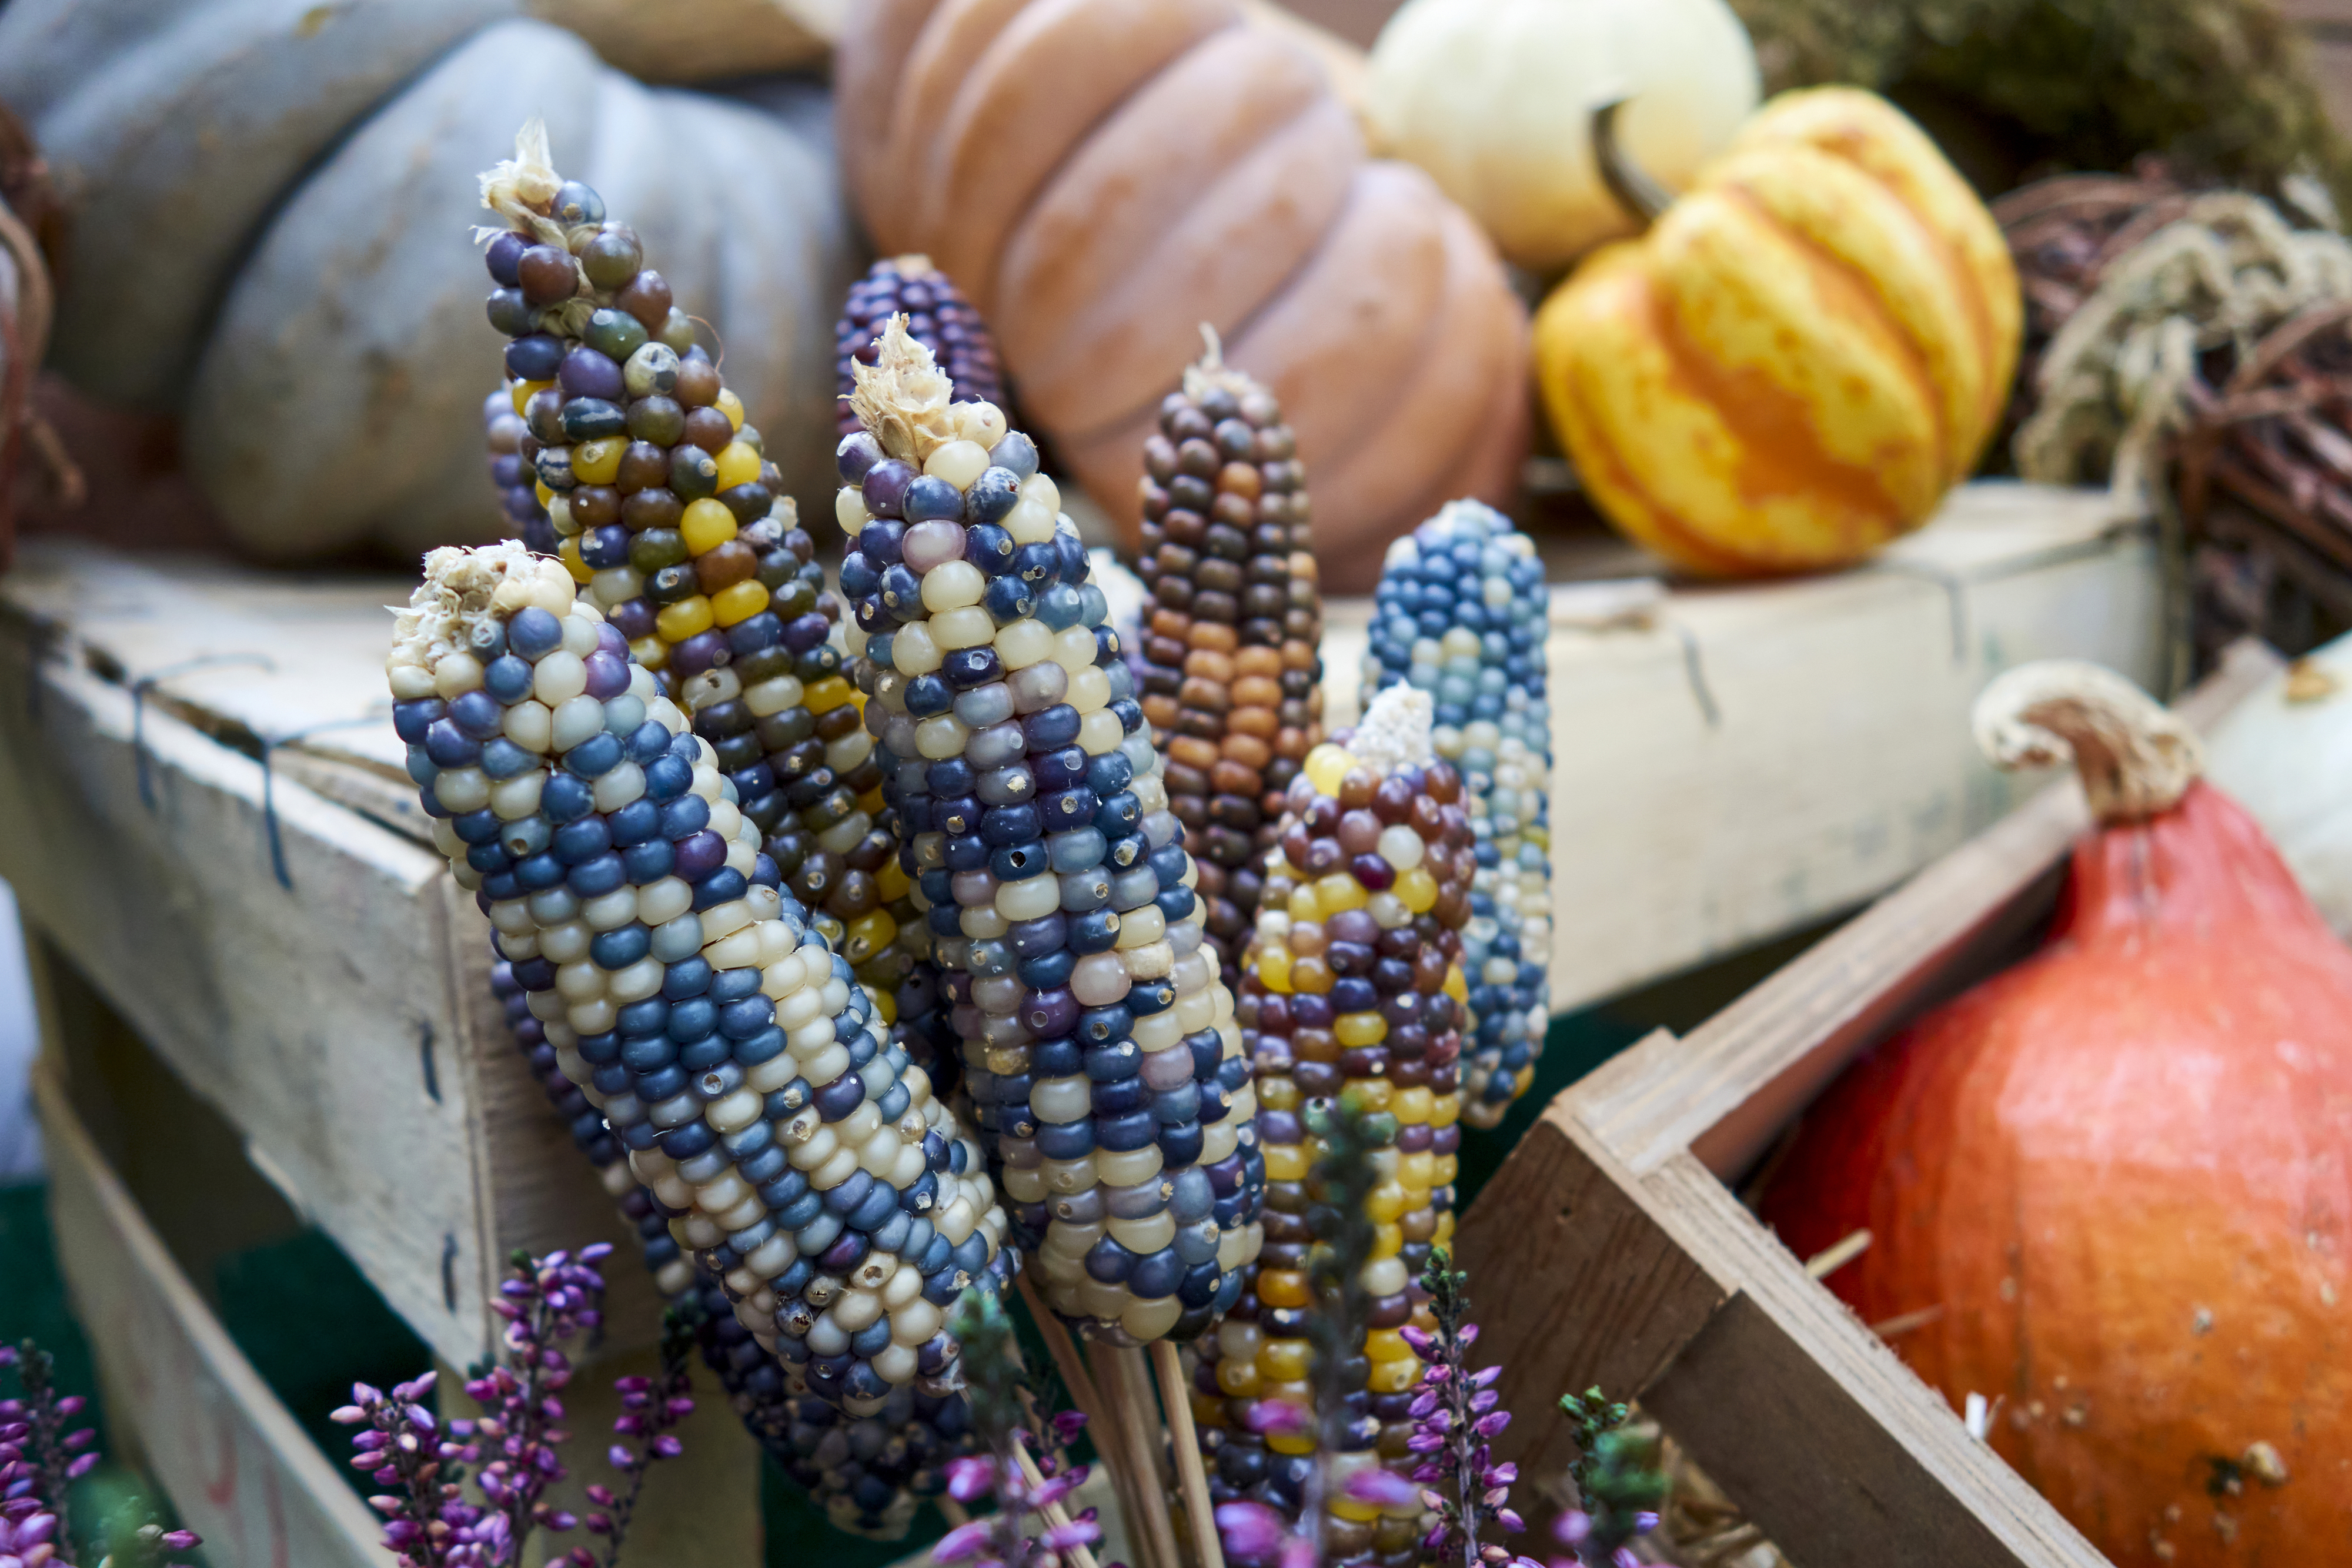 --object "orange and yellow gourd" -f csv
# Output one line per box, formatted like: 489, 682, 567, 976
1535, 87, 2021, 577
